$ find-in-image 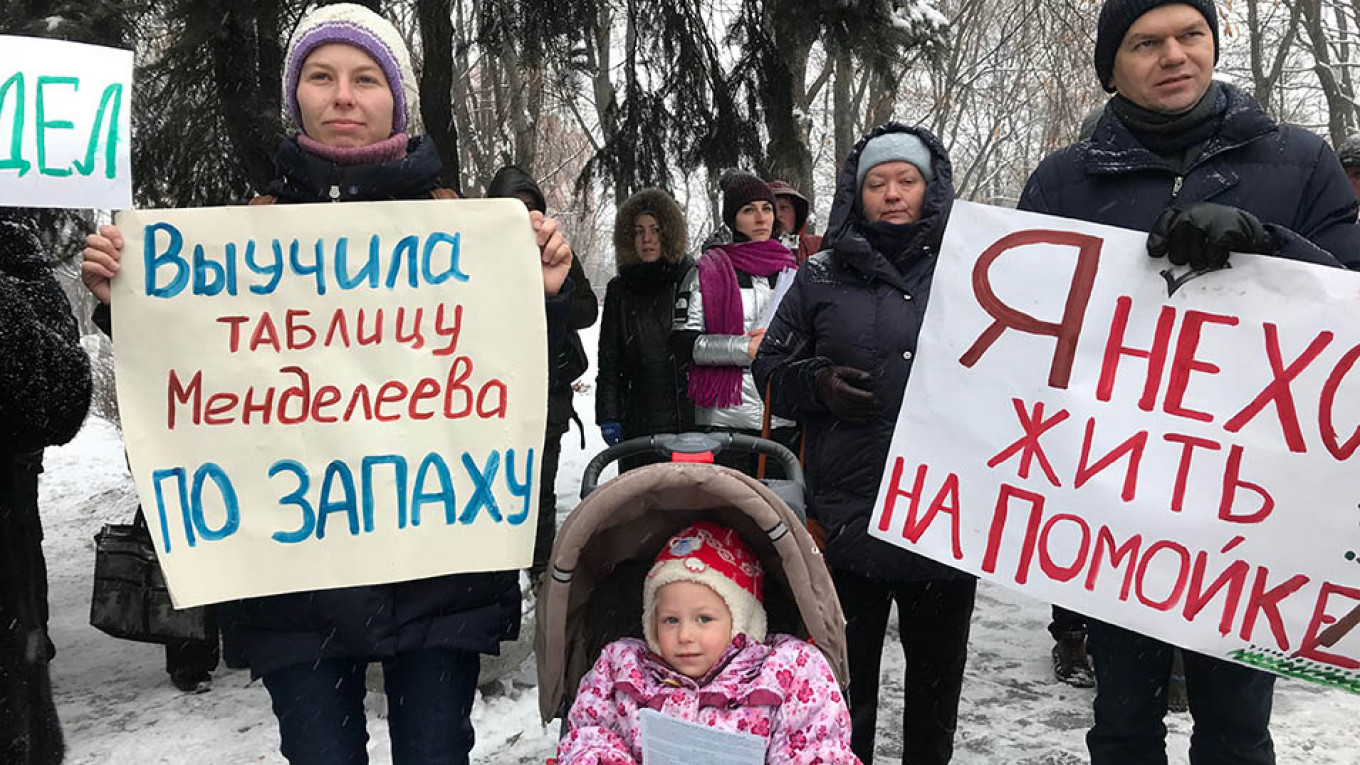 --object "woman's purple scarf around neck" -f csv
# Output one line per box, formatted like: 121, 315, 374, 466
688, 238, 796, 409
